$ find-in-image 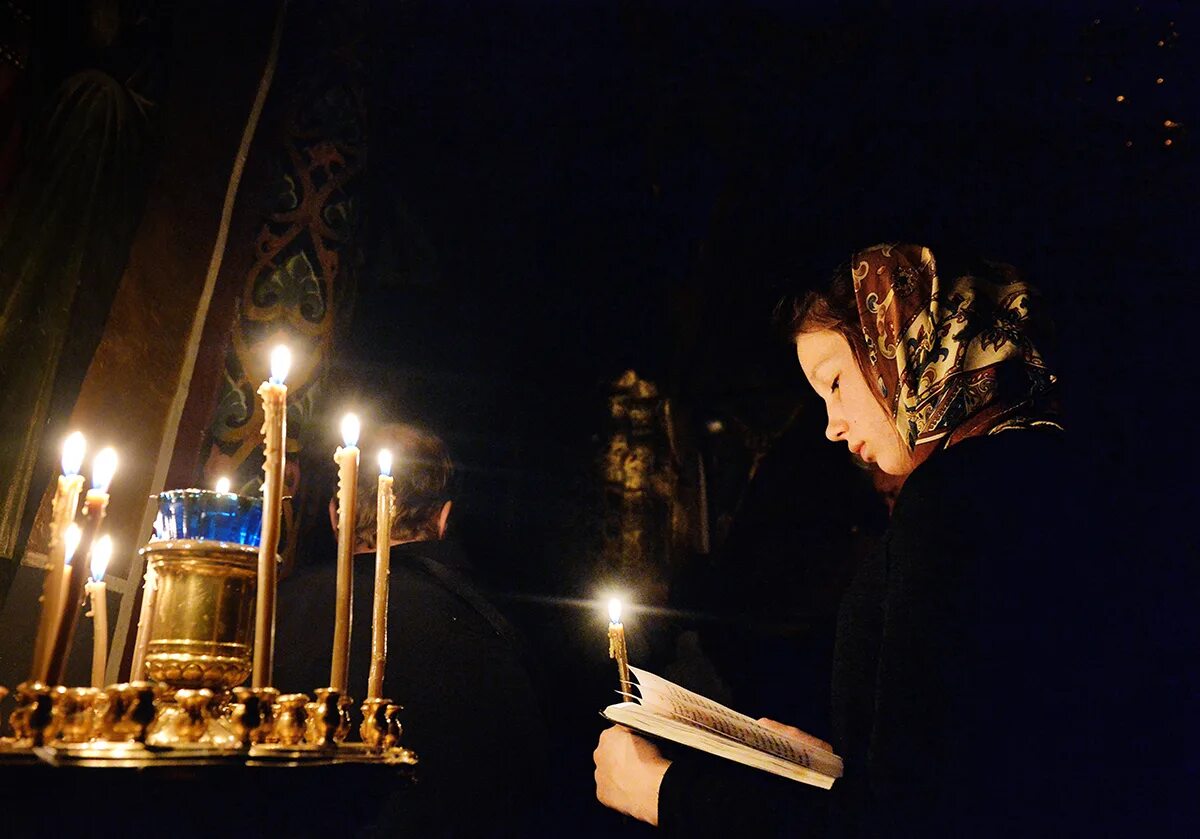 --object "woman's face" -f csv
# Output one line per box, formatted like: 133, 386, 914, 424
795, 329, 915, 476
